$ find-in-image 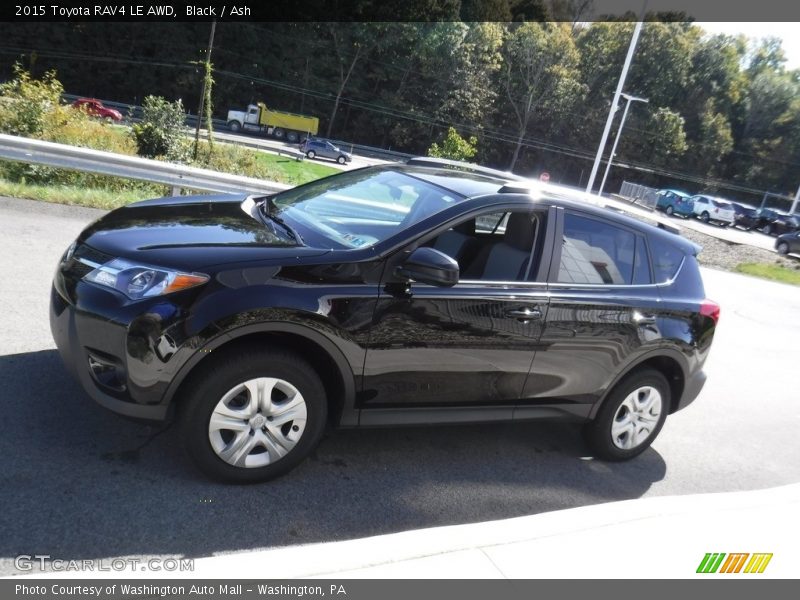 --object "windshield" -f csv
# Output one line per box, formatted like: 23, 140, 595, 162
712, 199, 731, 208
272, 168, 463, 249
